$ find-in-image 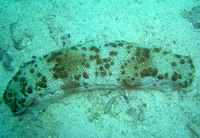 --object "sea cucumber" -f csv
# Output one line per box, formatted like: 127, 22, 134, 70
2, 41, 195, 115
